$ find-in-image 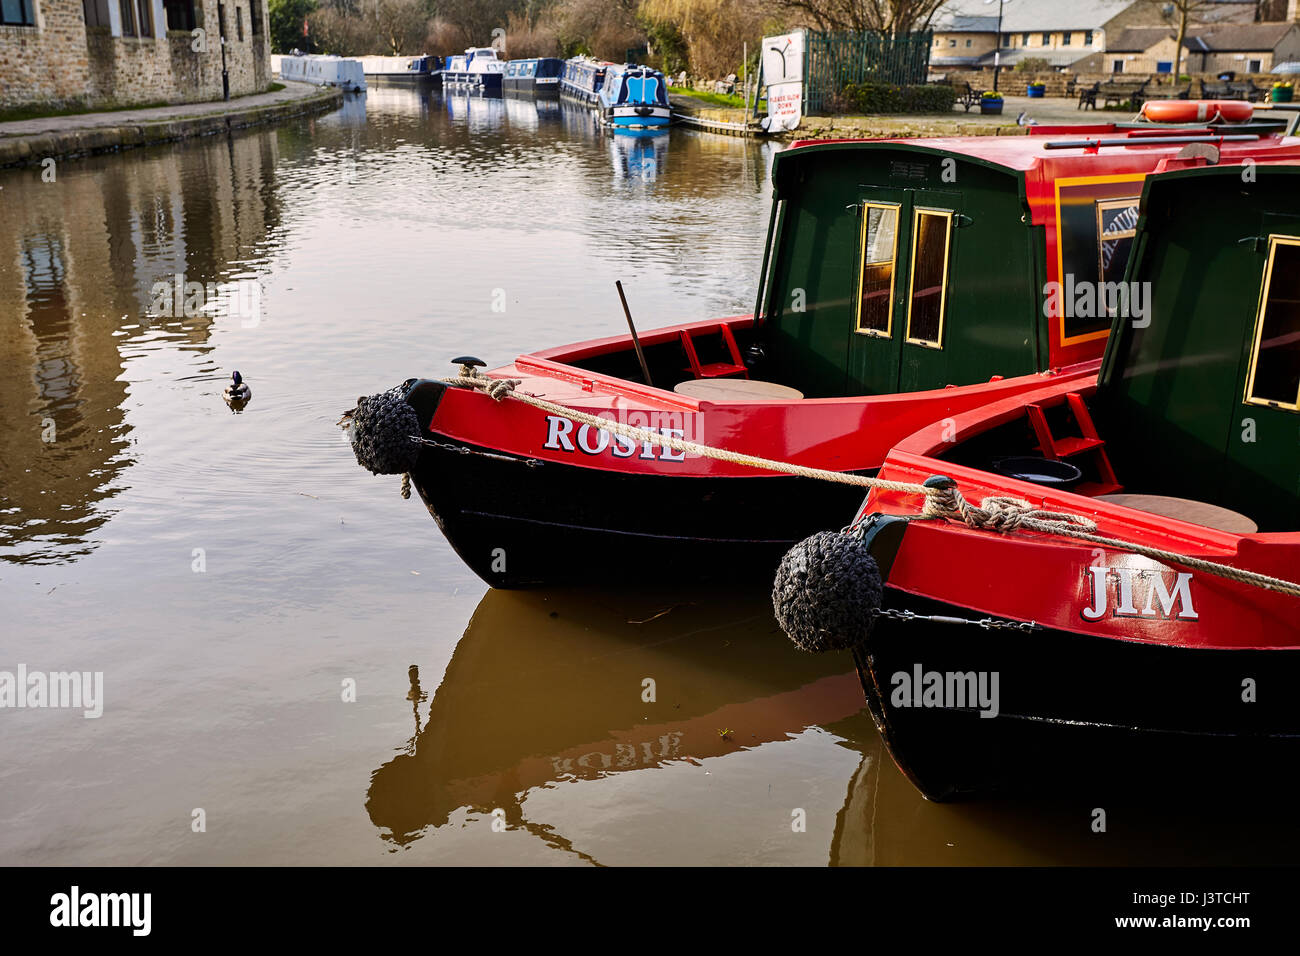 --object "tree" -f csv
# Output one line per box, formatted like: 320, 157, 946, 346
270, 0, 319, 53
772, 0, 947, 35
1152, 0, 1217, 80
